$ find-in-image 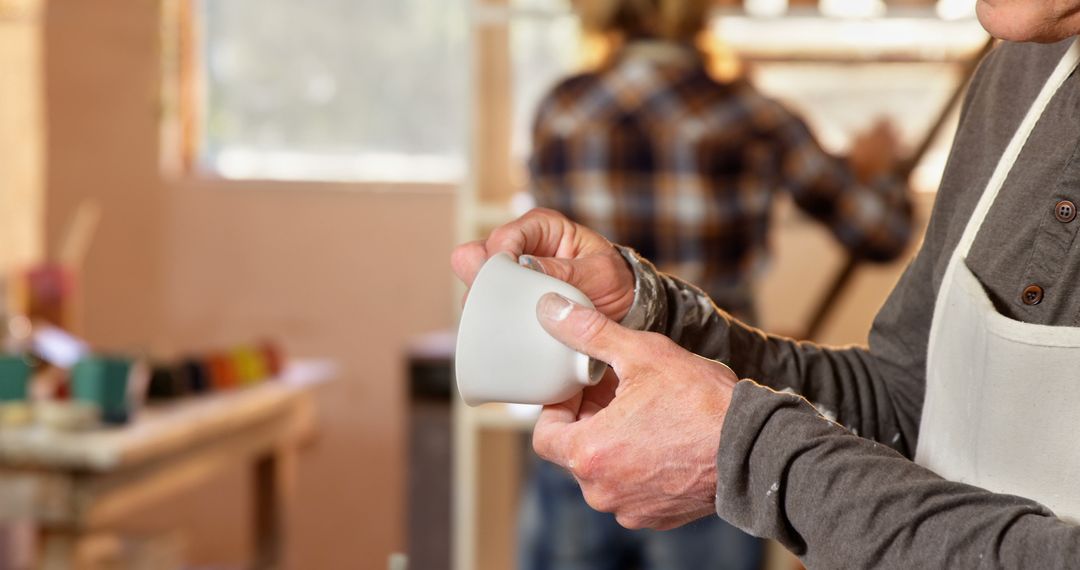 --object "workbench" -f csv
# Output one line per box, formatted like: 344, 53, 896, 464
0, 359, 335, 569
